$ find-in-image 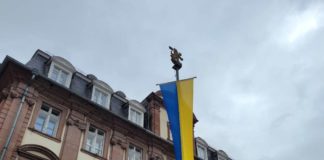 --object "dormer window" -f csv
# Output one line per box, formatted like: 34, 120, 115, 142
48, 62, 73, 87
128, 100, 145, 127
129, 107, 143, 126
197, 144, 207, 160
90, 80, 113, 109
50, 65, 68, 84
91, 86, 110, 108
196, 137, 209, 160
